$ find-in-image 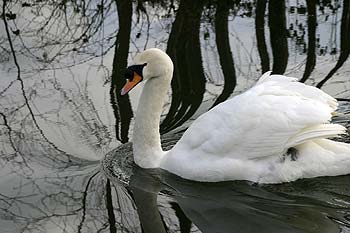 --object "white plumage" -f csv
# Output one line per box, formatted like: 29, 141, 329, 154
122, 48, 350, 184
